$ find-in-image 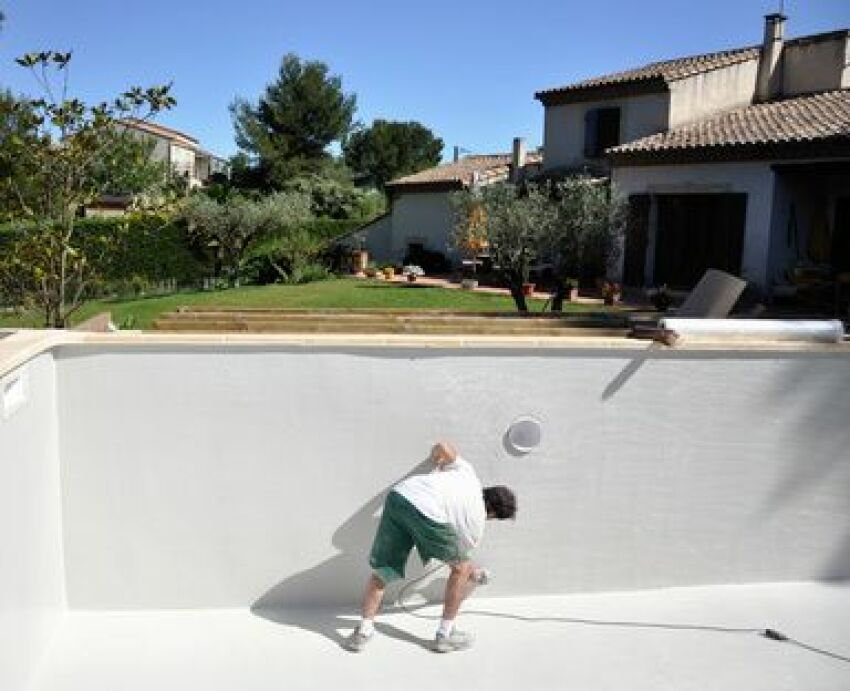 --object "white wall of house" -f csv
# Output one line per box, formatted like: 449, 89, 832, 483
542, 93, 670, 171
783, 34, 850, 95
170, 144, 197, 184
360, 213, 394, 264
0, 354, 64, 691
612, 161, 777, 288
49, 343, 850, 610
668, 59, 759, 127
391, 190, 459, 263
